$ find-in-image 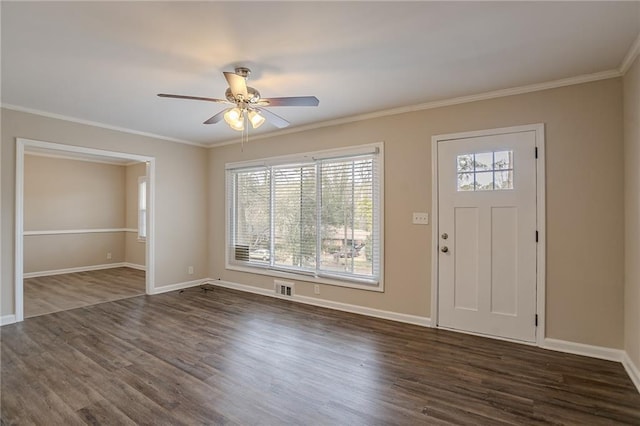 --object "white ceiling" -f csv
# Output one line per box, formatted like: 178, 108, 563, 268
2, 2, 639, 147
